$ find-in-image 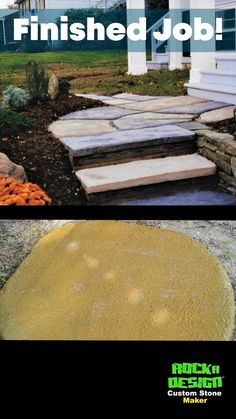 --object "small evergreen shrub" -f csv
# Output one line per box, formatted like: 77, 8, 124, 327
25, 60, 48, 104
58, 78, 71, 95
3, 85, 29, 110
0, 108, 33, 136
